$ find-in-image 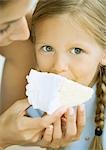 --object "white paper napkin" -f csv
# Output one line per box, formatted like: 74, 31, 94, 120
26, 69, 94, 114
